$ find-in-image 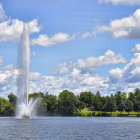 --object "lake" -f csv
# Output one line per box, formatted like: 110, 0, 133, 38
0, 117, 140, 140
